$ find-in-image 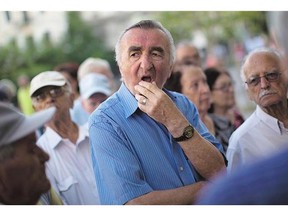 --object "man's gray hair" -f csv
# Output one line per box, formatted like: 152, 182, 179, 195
115, 20, 175, 67
78, 57, 112, 81
240, 47, 283, 82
